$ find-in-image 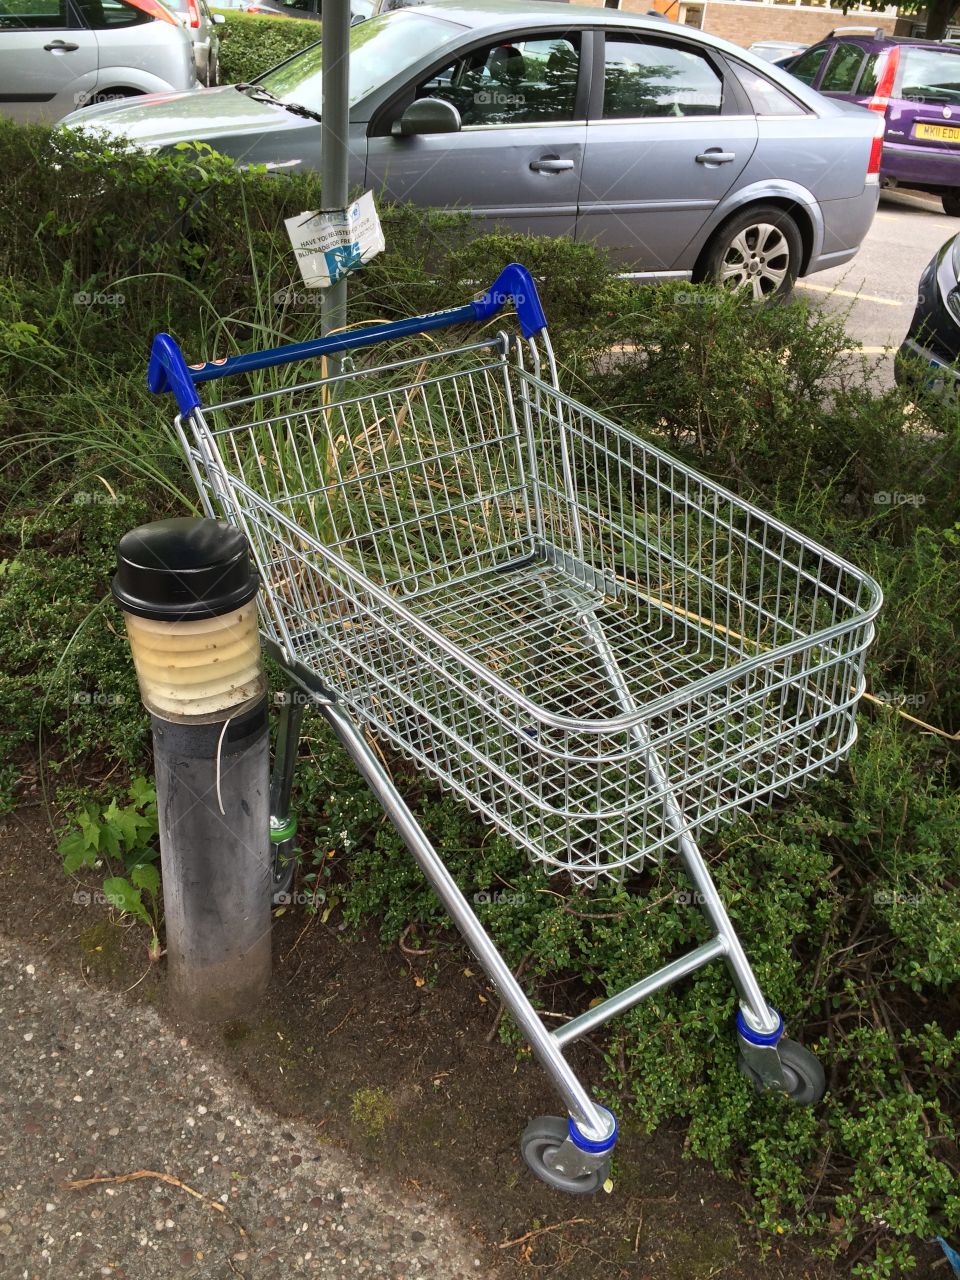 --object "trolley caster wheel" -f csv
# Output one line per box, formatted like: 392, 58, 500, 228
739, 1037, 826, 1105
520, 1117, 610, 1195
